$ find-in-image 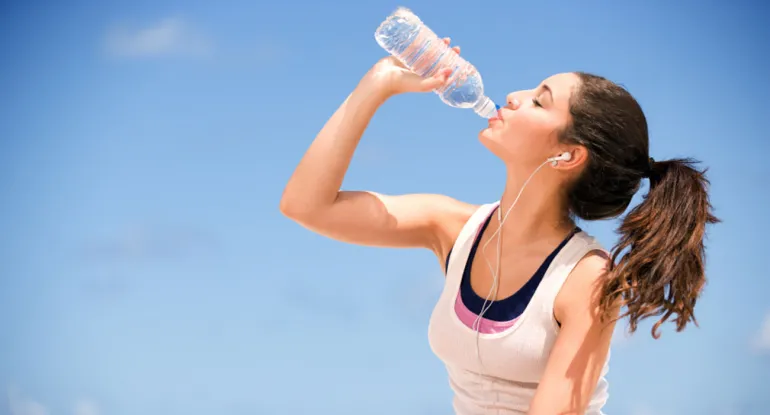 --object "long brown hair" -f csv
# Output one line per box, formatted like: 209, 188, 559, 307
561, 72, 720, 338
